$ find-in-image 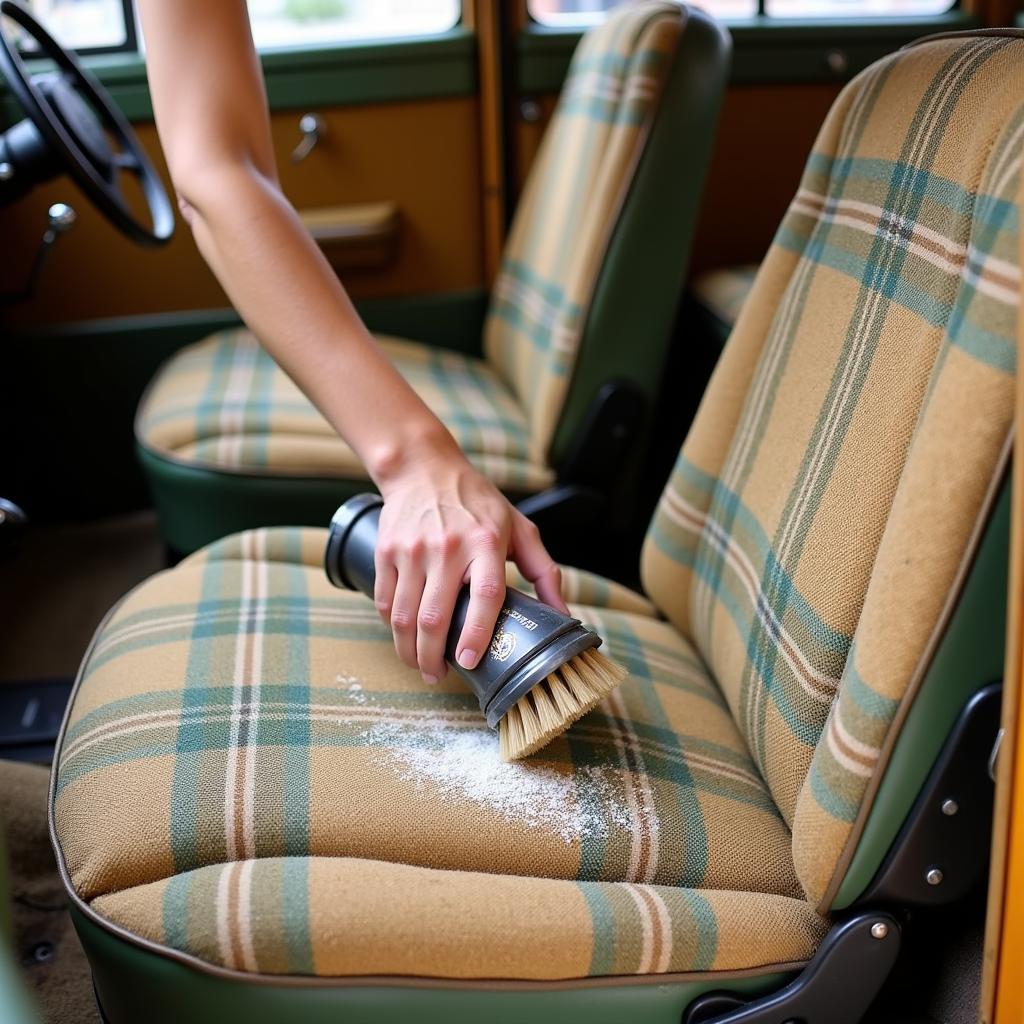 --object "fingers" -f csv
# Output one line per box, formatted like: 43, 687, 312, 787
455, 536, 507, 670
510, 513, 567, 613
388, 559, 426, 676
416, 552, 464, 683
